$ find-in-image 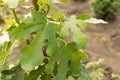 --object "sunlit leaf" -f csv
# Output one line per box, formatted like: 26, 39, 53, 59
77, 14, 91, 20
61, 0, 69, 3
84, 18, 107, 24
3, 0, 19, 8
